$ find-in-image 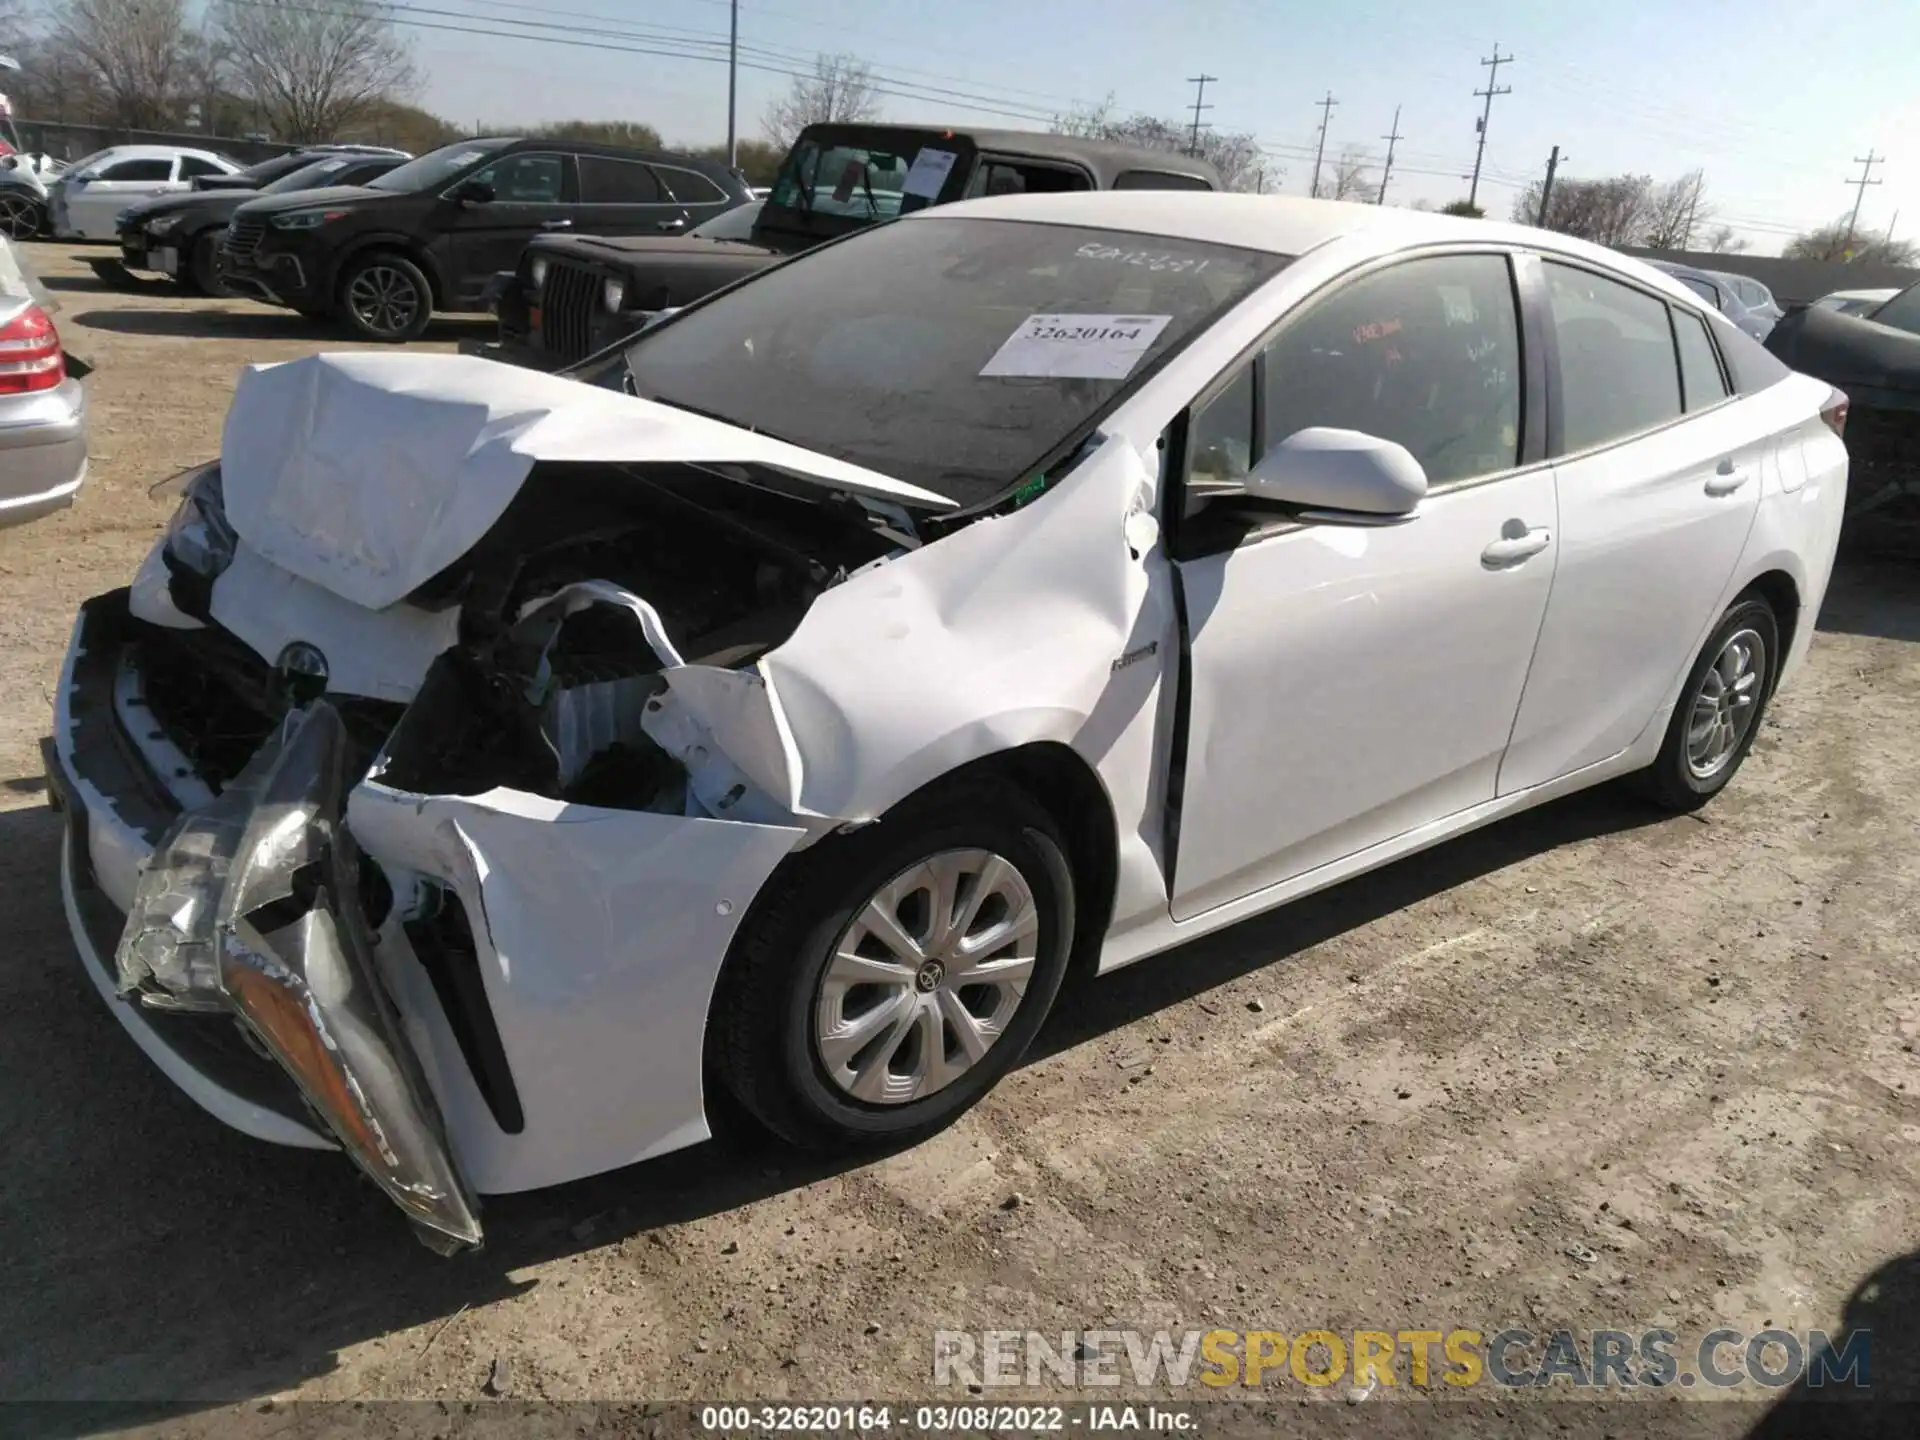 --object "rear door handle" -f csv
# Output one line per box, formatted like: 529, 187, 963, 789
540, 218, 572, 230
1481, 528, 1552, 567
1705, 458, 1748, 497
